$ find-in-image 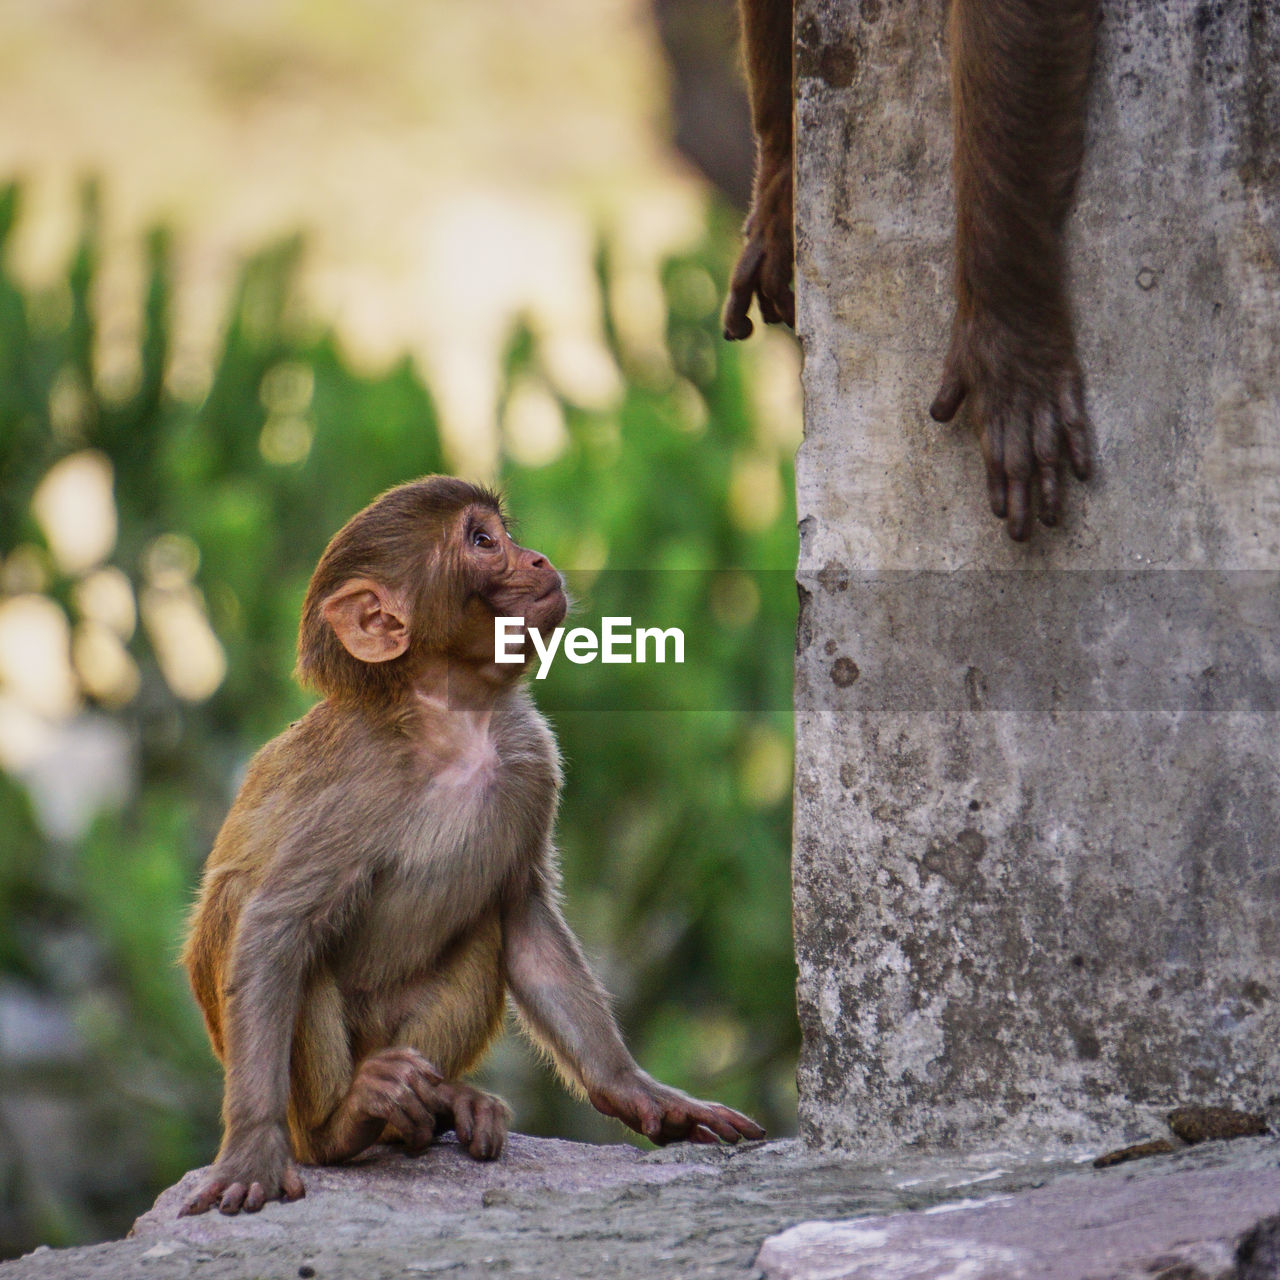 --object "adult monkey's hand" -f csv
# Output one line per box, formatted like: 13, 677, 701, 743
930, 0, 1098, 540
724, 0, 1099, 541
723, 0, 794, 341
